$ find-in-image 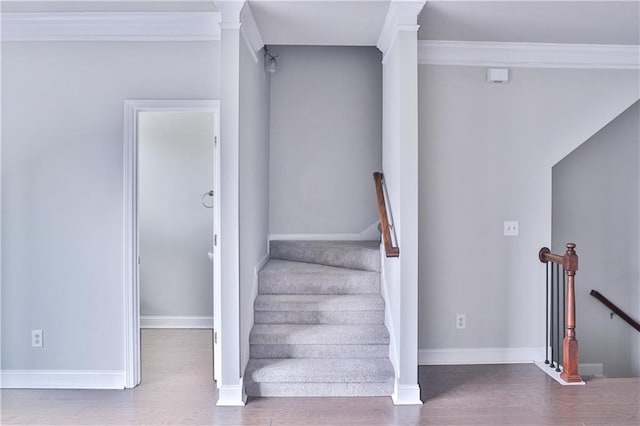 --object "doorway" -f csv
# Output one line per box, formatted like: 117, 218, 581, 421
124, 100, 221, 388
